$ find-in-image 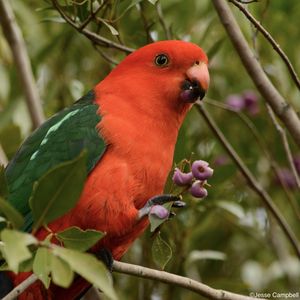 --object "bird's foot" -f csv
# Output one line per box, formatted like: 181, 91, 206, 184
138, 194, 186, 221
95, 248, 114, 272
